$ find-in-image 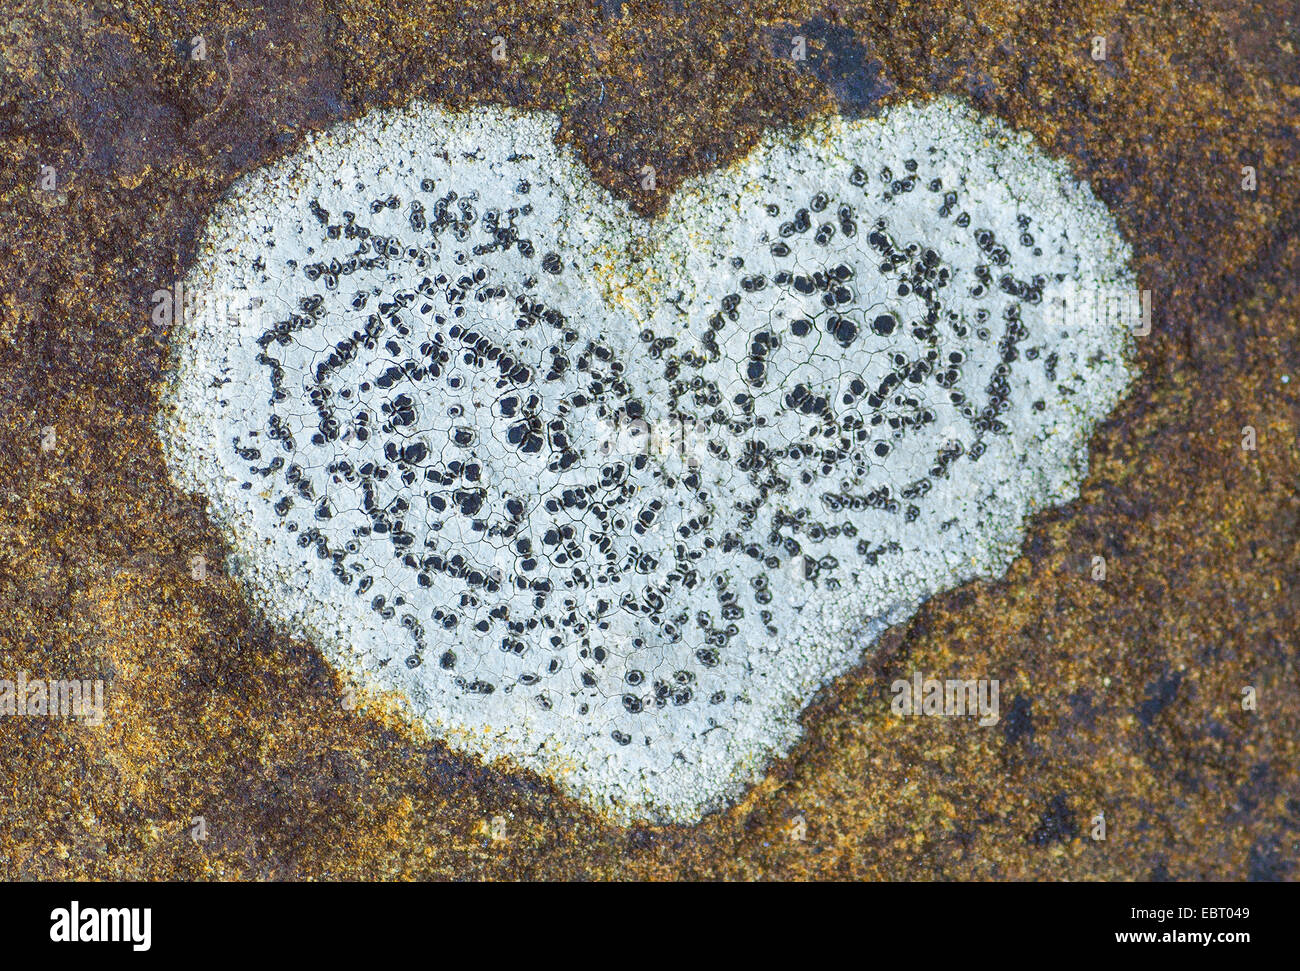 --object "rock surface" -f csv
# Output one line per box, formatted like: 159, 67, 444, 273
0, 0, 1296, 878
